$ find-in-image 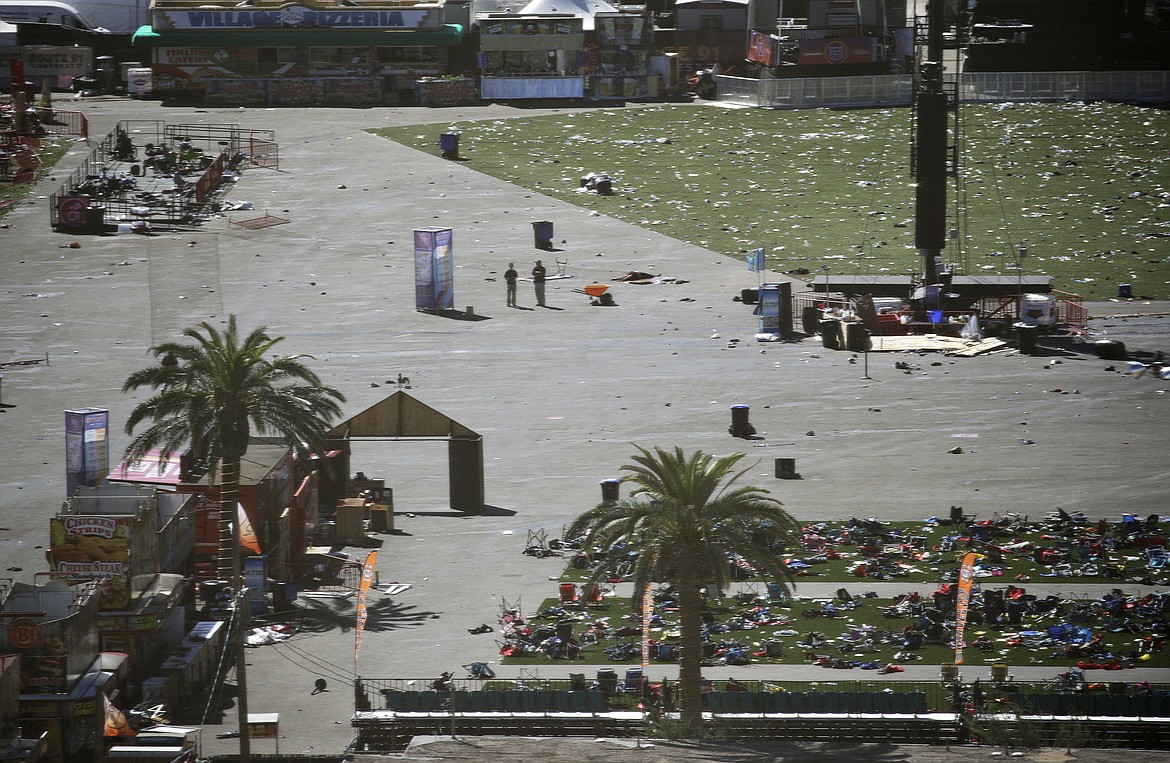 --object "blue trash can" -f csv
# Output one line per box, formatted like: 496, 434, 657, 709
439, 132, 460, 159
532, 220, 554, 249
